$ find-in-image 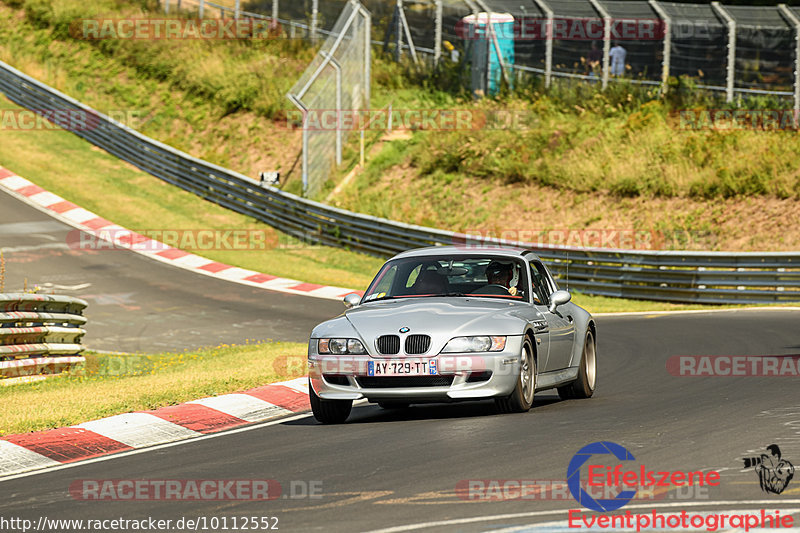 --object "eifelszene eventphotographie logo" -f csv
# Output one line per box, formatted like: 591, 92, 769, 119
567, 441, 720, 512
